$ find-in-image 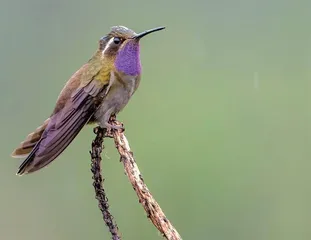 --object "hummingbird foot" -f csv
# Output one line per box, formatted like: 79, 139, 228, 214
103, 122, 125, 132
